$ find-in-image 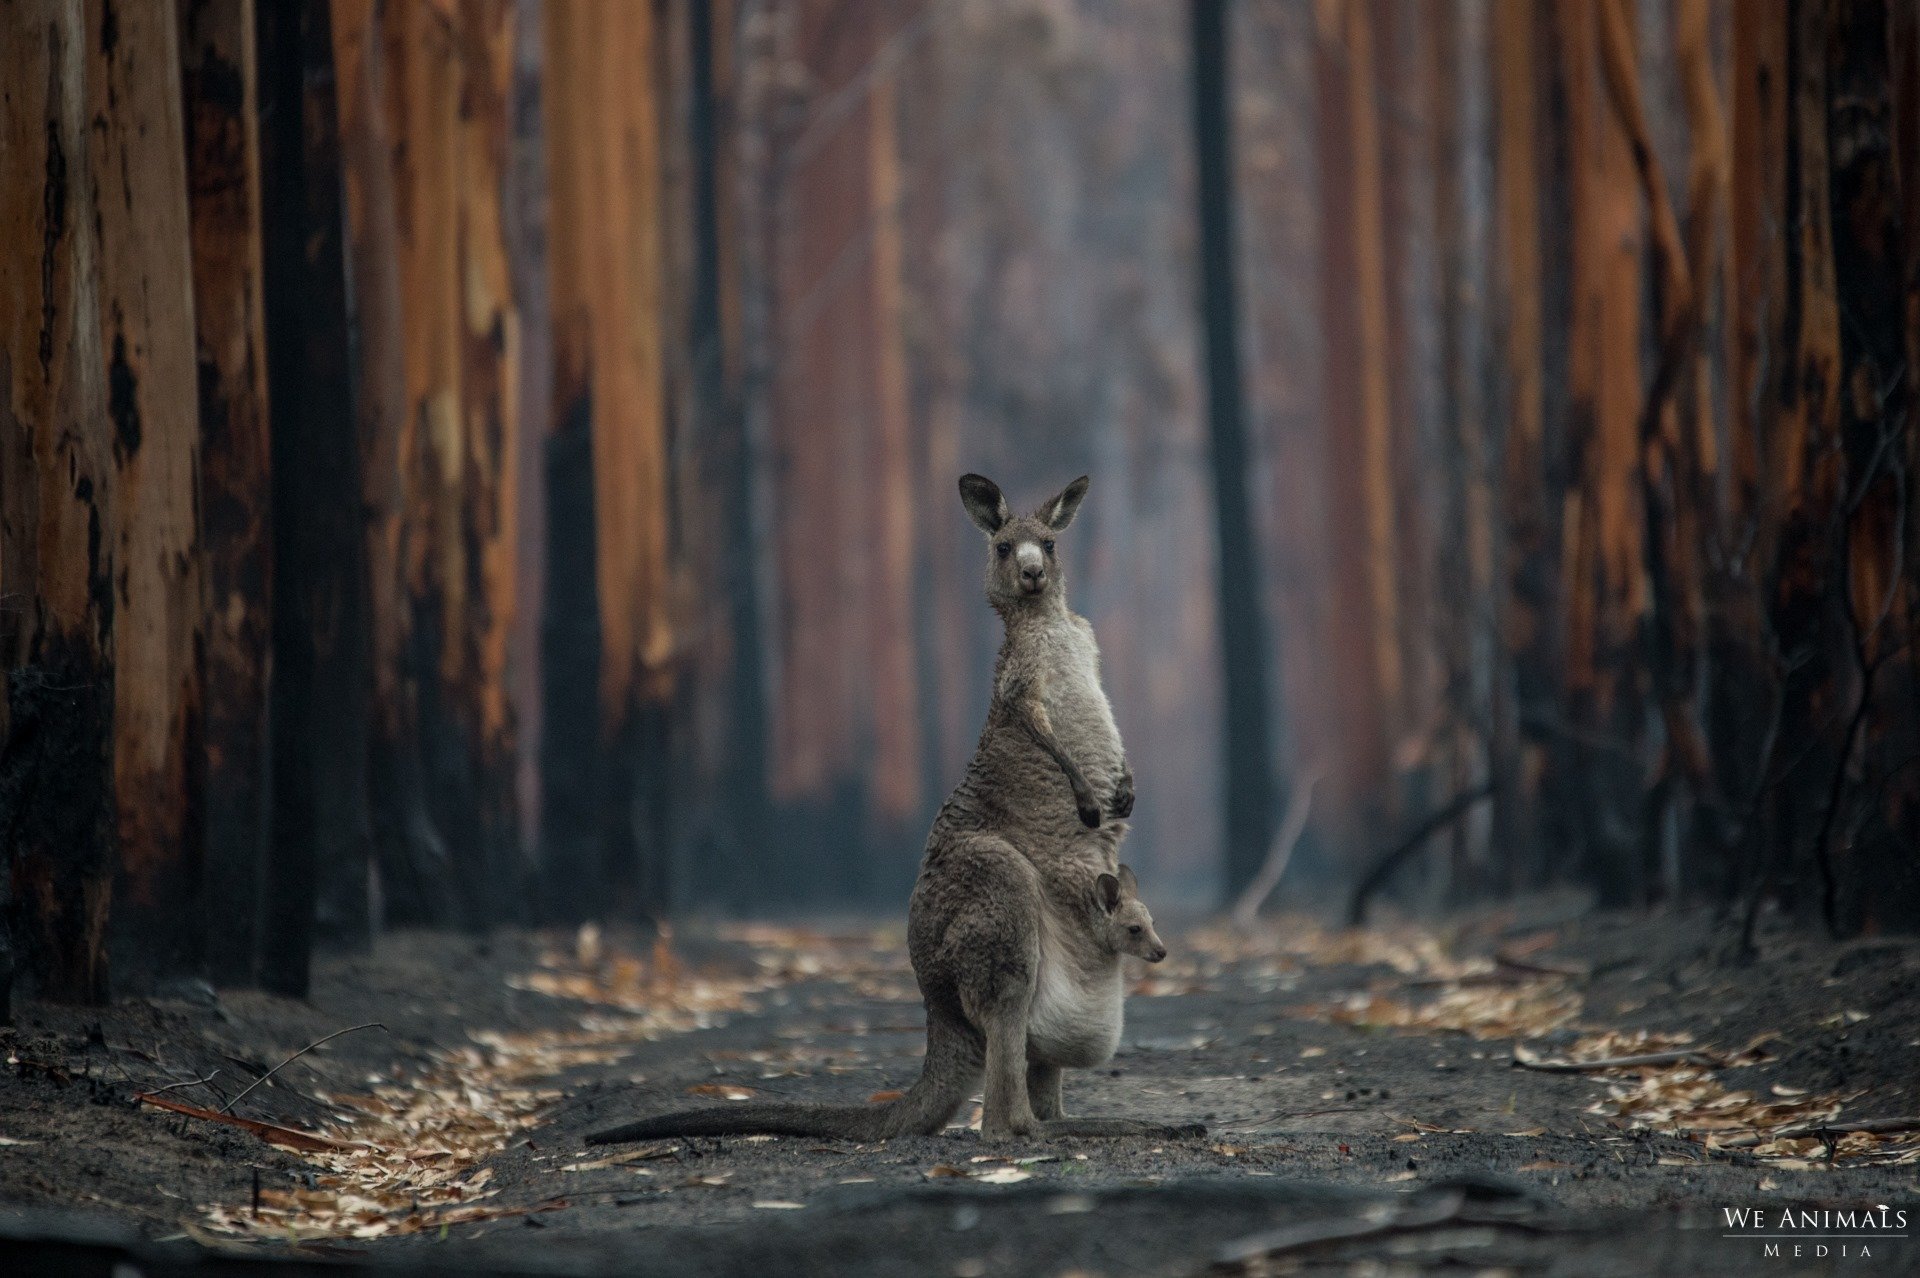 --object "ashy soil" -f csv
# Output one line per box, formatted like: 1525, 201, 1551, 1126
1, 902, 1916, 1276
